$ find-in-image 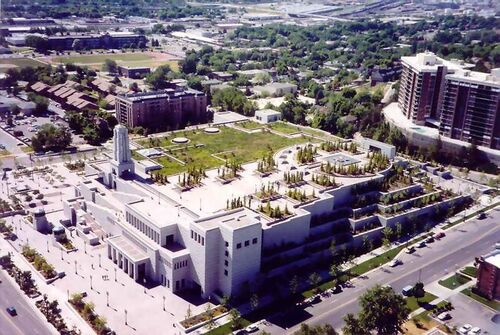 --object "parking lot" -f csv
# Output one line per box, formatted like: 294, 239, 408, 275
445, 293, 498, 334
1, 111, 87, 149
